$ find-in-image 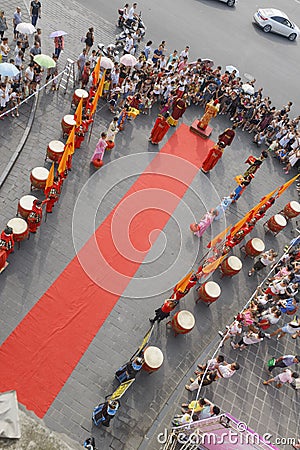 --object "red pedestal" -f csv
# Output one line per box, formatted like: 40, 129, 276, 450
190, 120, 213, 139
